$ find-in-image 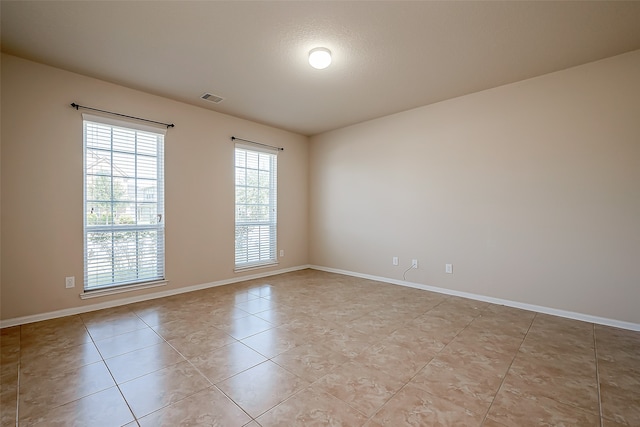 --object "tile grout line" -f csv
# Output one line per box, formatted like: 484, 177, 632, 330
592, 323, 604, 427
14, 360, 20, 427
15, 326, 21, 427
479, 312, 537, 426
81, 315, 140, 426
